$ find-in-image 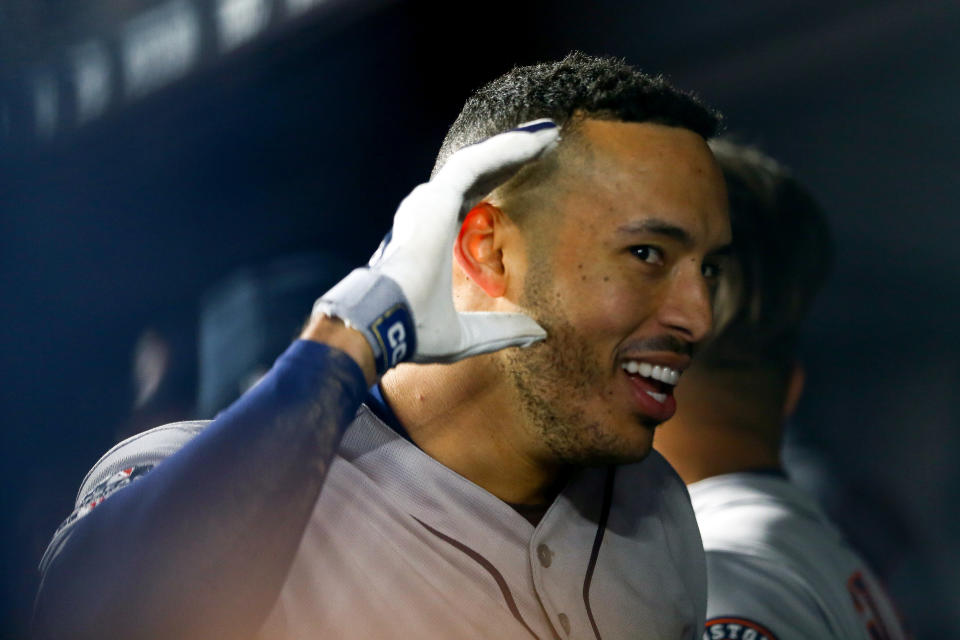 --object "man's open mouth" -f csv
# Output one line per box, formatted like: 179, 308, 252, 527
620, 360, 680, 404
